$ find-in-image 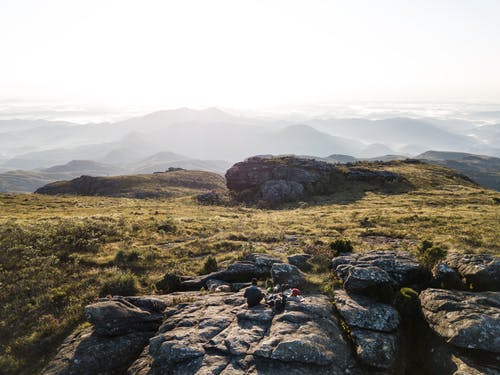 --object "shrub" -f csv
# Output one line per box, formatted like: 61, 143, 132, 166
330, 238, 353, 253
360, 217, 375, 228
0, 354, 22, 375
200, 256, 218, 274
304, 243, 336, 273
156, 273, 181, 293
416, 240, 447, 269
100, 271, 139, 296
157, 220, 176, 233
114, 249, 140, 264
